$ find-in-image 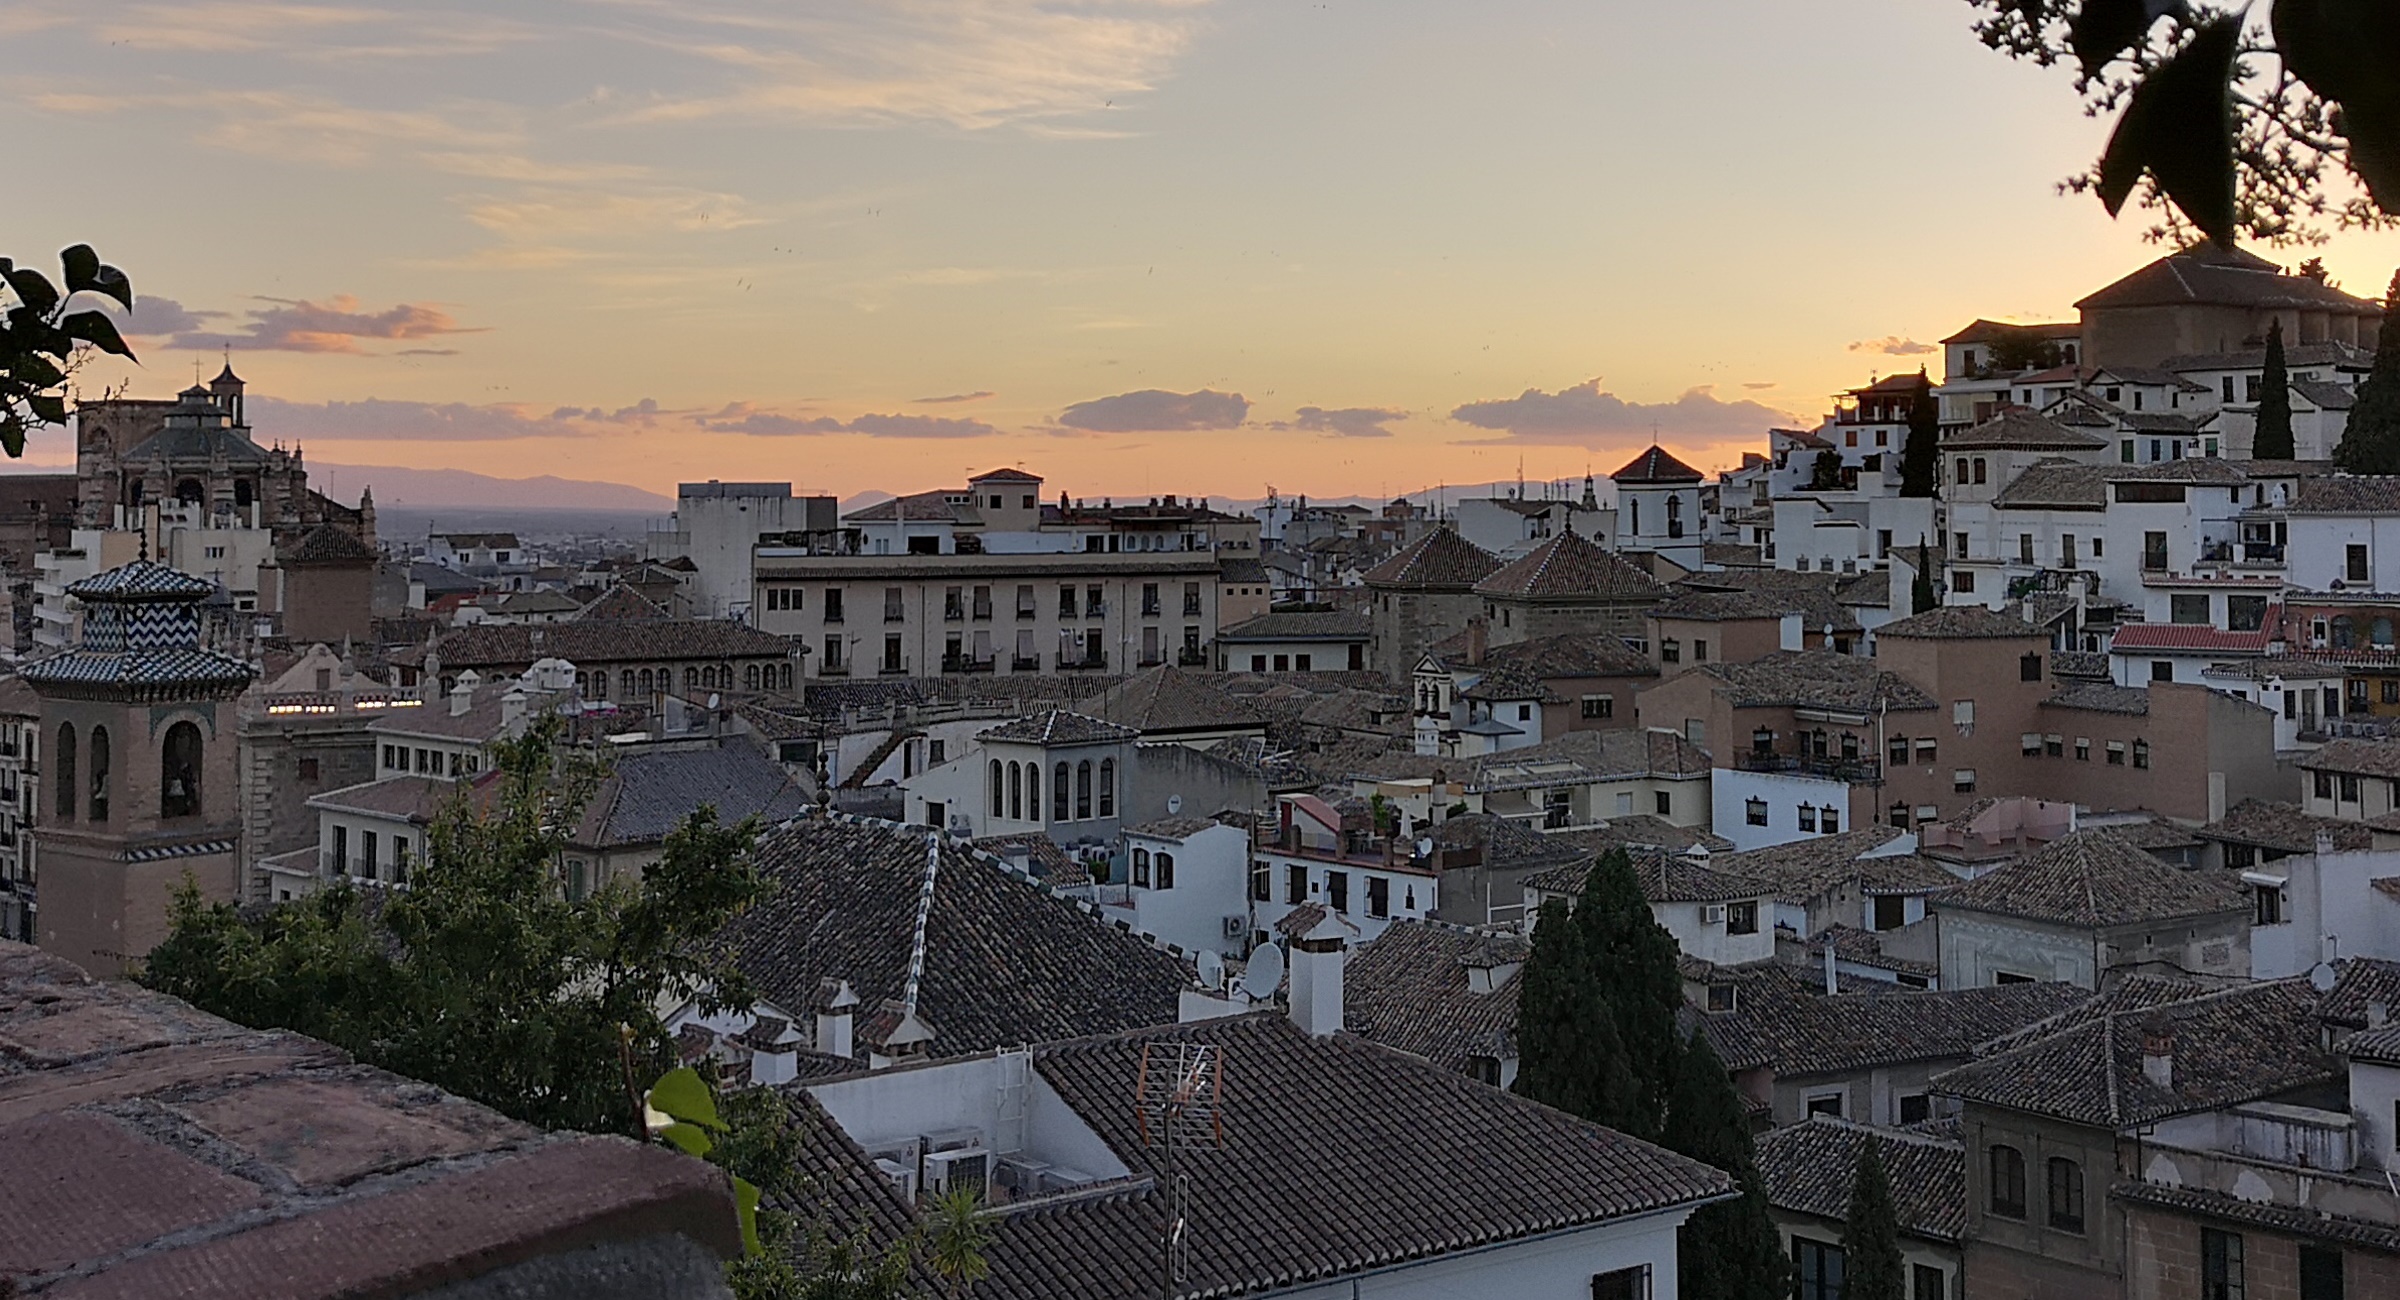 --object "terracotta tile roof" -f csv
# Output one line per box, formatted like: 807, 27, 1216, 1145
2077, 245, 2381, 313
716, 814, 1193, 1060
1360, 527, 1500, 589
573, 744, 809, 847
1456, 663, 1561, 704
1627, 848, 1773, 903
1429, 813, 1596, 876
308, 774, 463, 825
1972, 975, 2216, 1057
1934, 978, 2335, 1127
2286, 476, 2400, 514
979, 709, 1141, 746
2039, 682, 2152, 715
1709, 832, 1956, 905
2294, 378, 2360, 411
1468, 727, 1713, 788
2300, 738, 2400, 778
1936, 829, 2248, 928
2196, 799, 2374, 854
1344, 919, 1529, 1073
1542, 816, 1735, 857
575, 584, 671, 621
2111, 620, 2278, 653
1477, 631, 1657, 678
1756, 1118, 1965, 1243
429, 619, 793, 669
2316, 958, 2400, 1028
1089, 666, 1266, 735
1942, 408, 2111, 452
281, 522, 378, 565
1801, 924, 1938, 978
2113, 1180, 2400, 1254
1696, 974, 2085, 1078
1991, 458, 2108, 509
1696, 650, 1937, 713
1940, 319, 2080, 346
971, 832, 1089, 887
1216, 610, 1371, 641
1879, 605, 2047, 640
1611, 445, 1705, 484
1473, 531, 1668, 602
